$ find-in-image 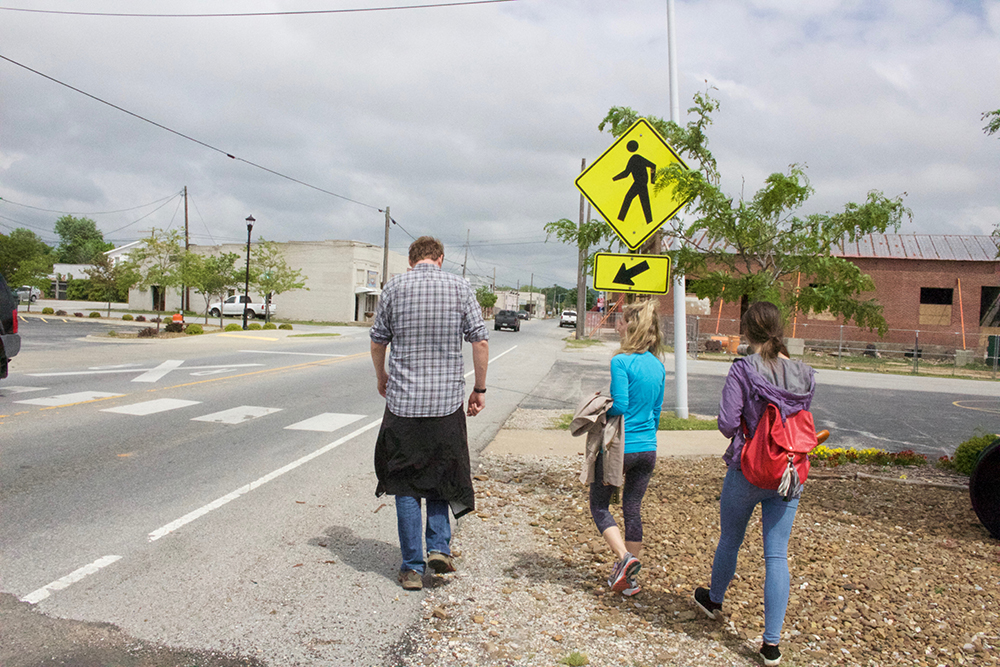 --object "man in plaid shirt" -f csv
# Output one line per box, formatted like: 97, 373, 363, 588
370, 236, 489, 591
